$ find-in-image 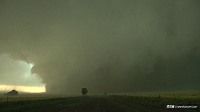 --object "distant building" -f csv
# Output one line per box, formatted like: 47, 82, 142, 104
5, 90, 18, 96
